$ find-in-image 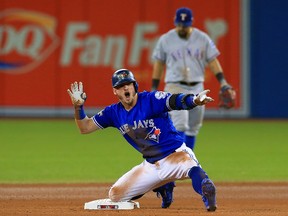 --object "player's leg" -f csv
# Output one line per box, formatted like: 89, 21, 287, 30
151, 146, 195, 209
158, 109, 187, 208
185, 105, 204, 149
164, 83, 189, 138
108, 160, 161, 202
183, 83, 204, 150
152, 181, 175, 208
156, 83, 190, 208
188, 166, 217, 211
179, 144, 217, 211
185, 133, 196, 149
159, 143, 217, 211
169, 109, 189, 137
